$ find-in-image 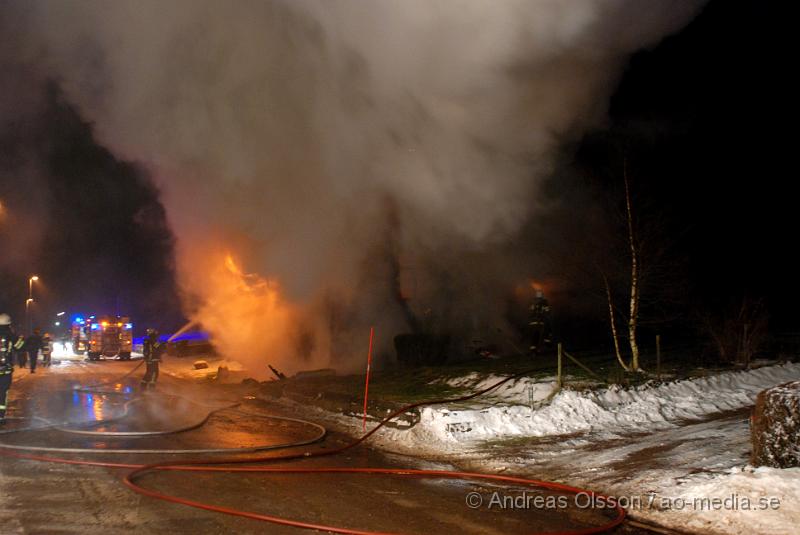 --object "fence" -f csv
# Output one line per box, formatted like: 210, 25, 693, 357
542, 337, 667, 401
